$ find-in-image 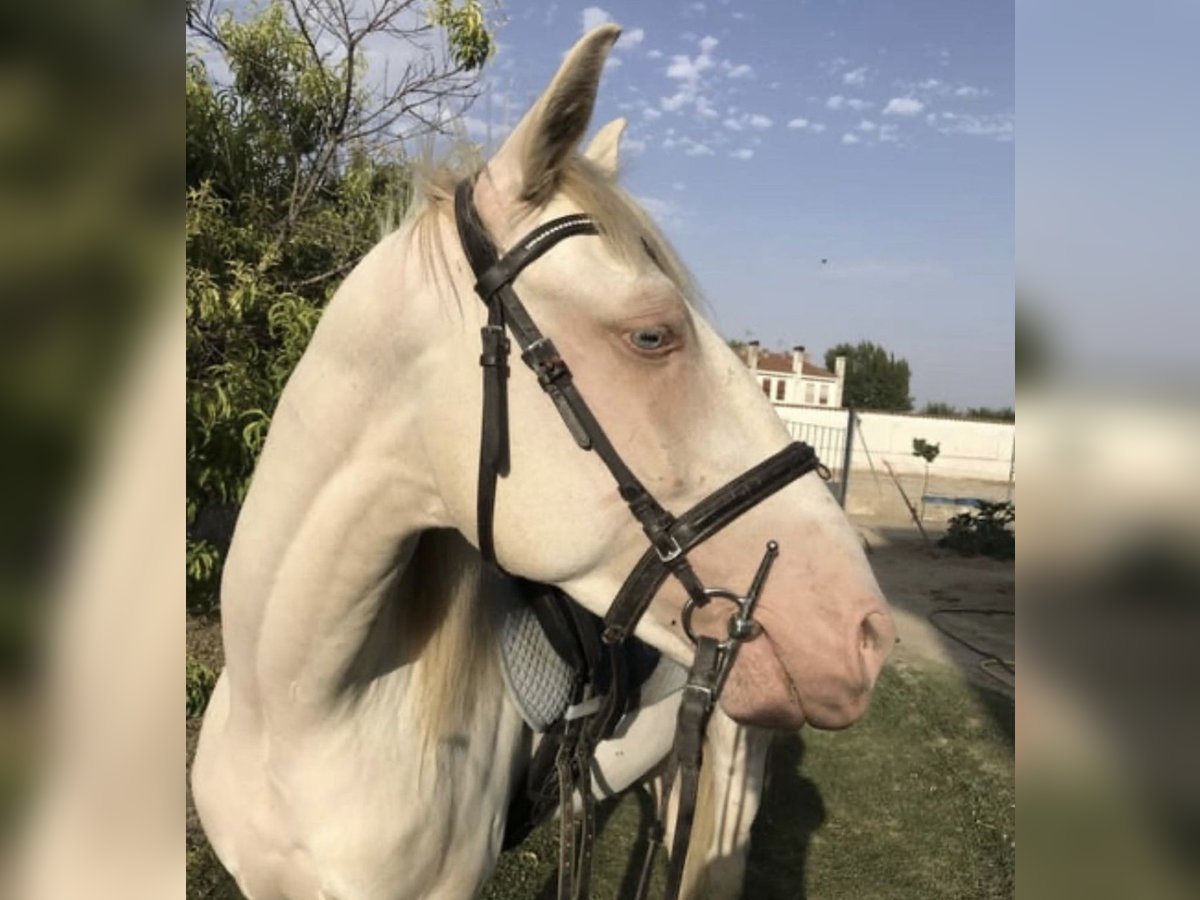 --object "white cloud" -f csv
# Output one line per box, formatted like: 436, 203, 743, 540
809, 122, 827, 133
722, 112, 772, 132
581, 7, 613, 32
954, 85, 984, 97
618, 27, 645, 50
635, 194, 684, 228
883, 96, 925, 116
667, 54, 708, 82
819, 56, 850, 76
623, 136, 647, 156
721, 60, 754, 79
858, 119, 877, 132
730, 148, 755, 160
695, 96, 719, 118
841, 132, 861, 145
936, 112, 1014, 141
699, 35, 719, 54
604, 56, 623, 71
786, 117, 809, 129
918, 78, 943, 91
843, 66, 869, 86
672, 181, 685, 191
826, 95, 872, 112
683, 139, 715, 156
683, 1, 707, 16
878, 123, 900, 143
646, 49, 663, 59
661, 91, 690, 112
731, 12, 746, 21
461, 115, 512, 143
643, 106, 662, 120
